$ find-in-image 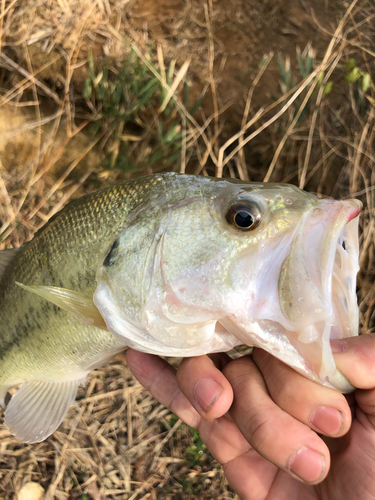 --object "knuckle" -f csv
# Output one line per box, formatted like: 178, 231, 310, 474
346, 337, 375, 387
222, 356, 254, 384
354, 346, 375, 374
356, 388, 375, 417
252, 347, 270, 366
243, 403, 274, 451
147, 361, 170, 394
272, 366, 301, 404
254, 351, 299, 403
176, 357, 200, 384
